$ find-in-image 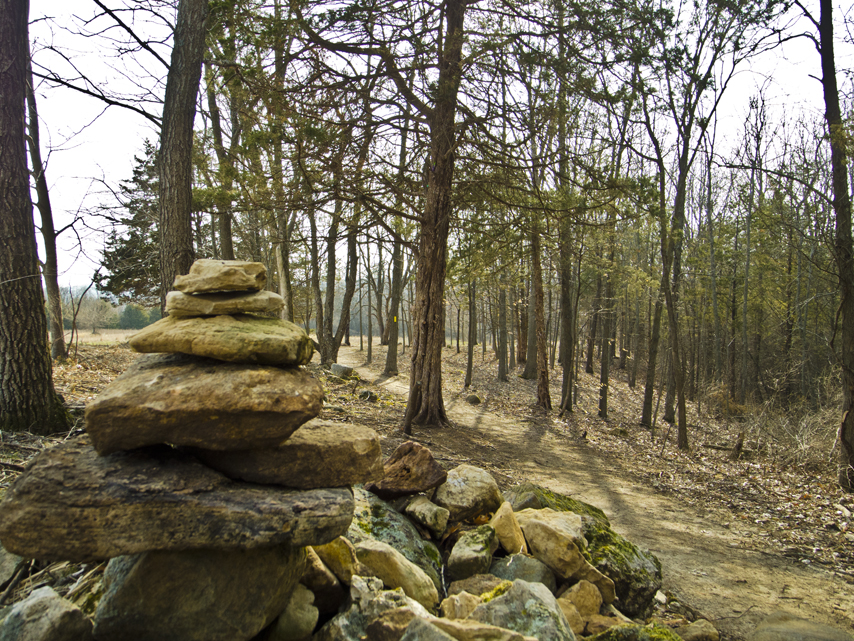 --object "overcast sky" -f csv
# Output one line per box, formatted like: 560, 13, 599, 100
27, 1, 853, 291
